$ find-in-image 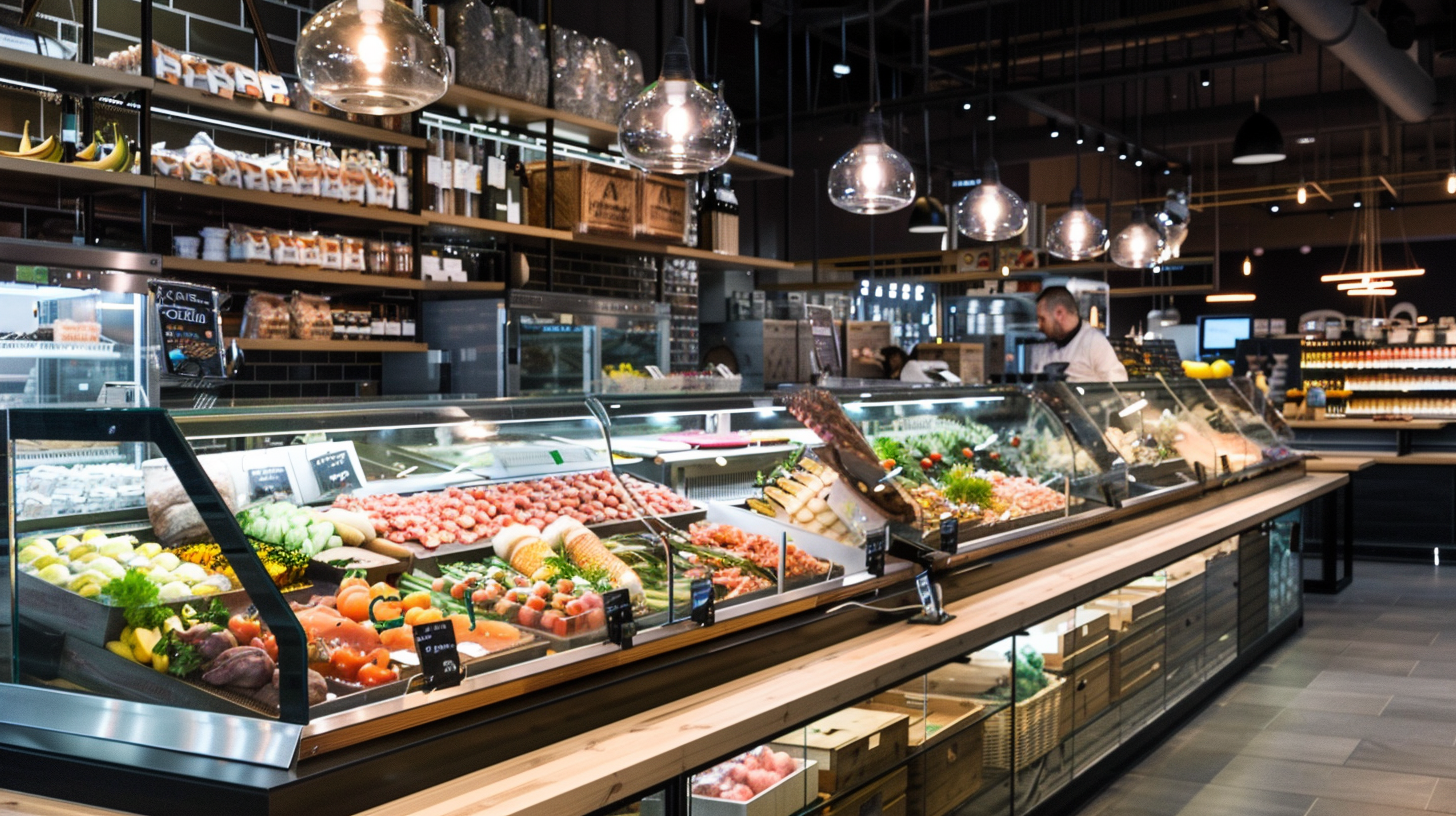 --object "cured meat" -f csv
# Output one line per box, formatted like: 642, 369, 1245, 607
783, 389, 919, 523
